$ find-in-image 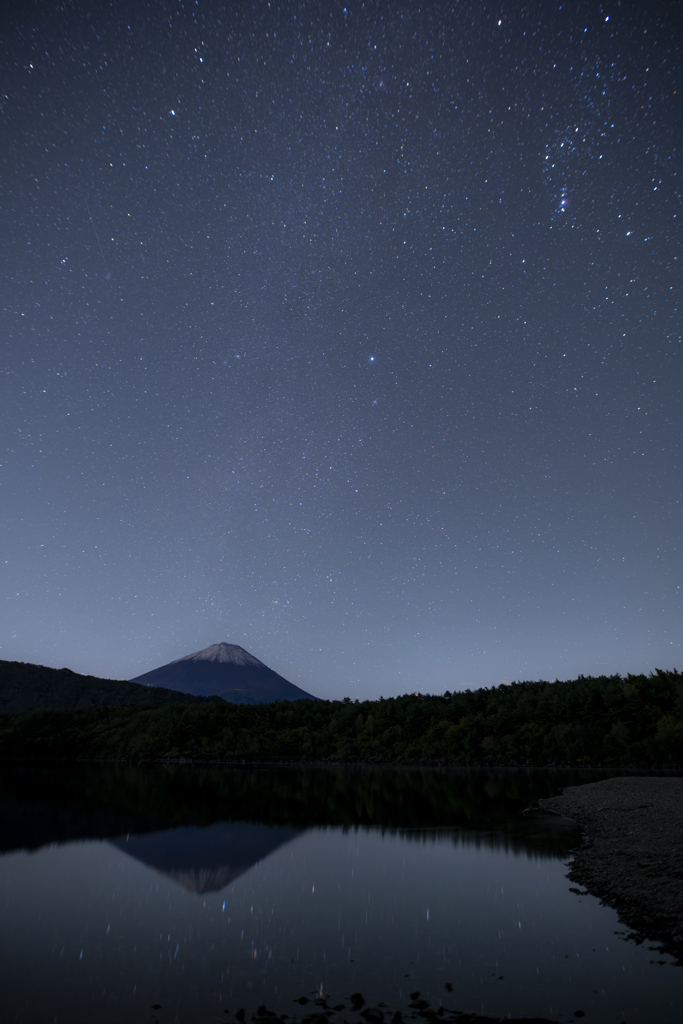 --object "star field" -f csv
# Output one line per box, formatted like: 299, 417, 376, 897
1, 0, 681, 697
